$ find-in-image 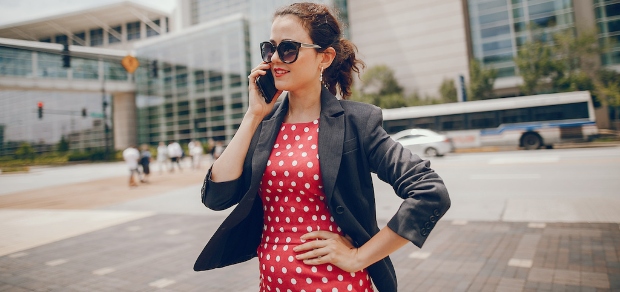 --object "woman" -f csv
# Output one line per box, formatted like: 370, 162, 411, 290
194, 3, 450, 292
